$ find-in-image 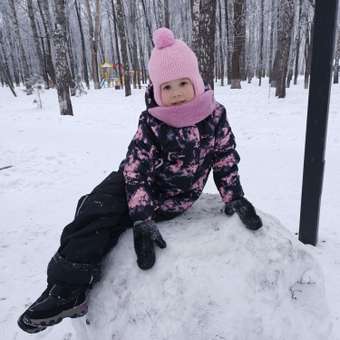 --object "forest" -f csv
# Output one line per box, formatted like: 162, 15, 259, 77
0, 0, 337, 115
